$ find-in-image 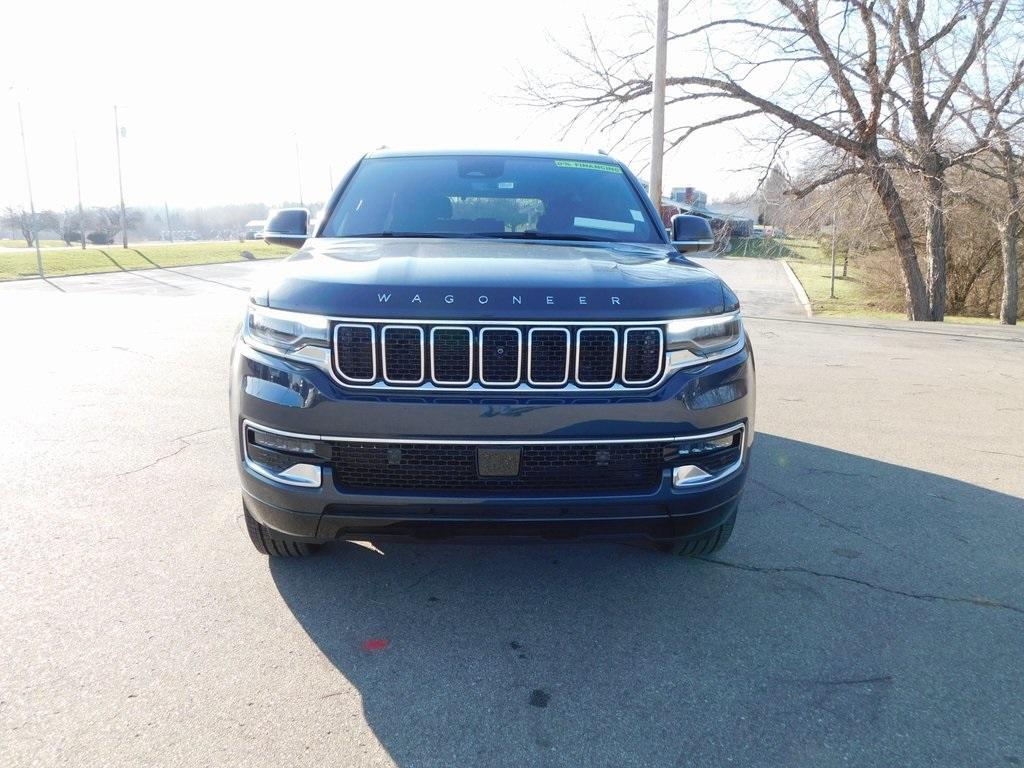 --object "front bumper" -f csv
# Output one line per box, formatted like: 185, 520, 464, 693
230, 336, 755, 543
